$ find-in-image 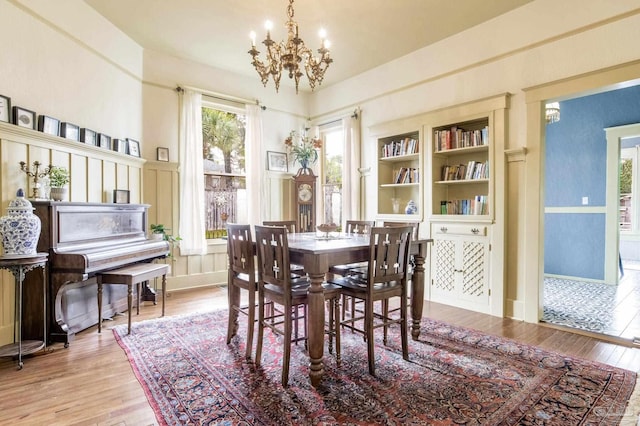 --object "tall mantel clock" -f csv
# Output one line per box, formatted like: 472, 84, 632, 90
293, 168, 316, 232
